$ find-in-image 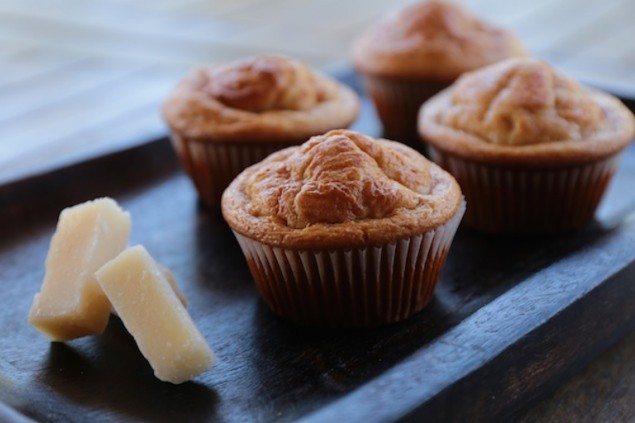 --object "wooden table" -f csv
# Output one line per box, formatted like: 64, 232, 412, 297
0, 0, 633, 421
1, 0, 634, 185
